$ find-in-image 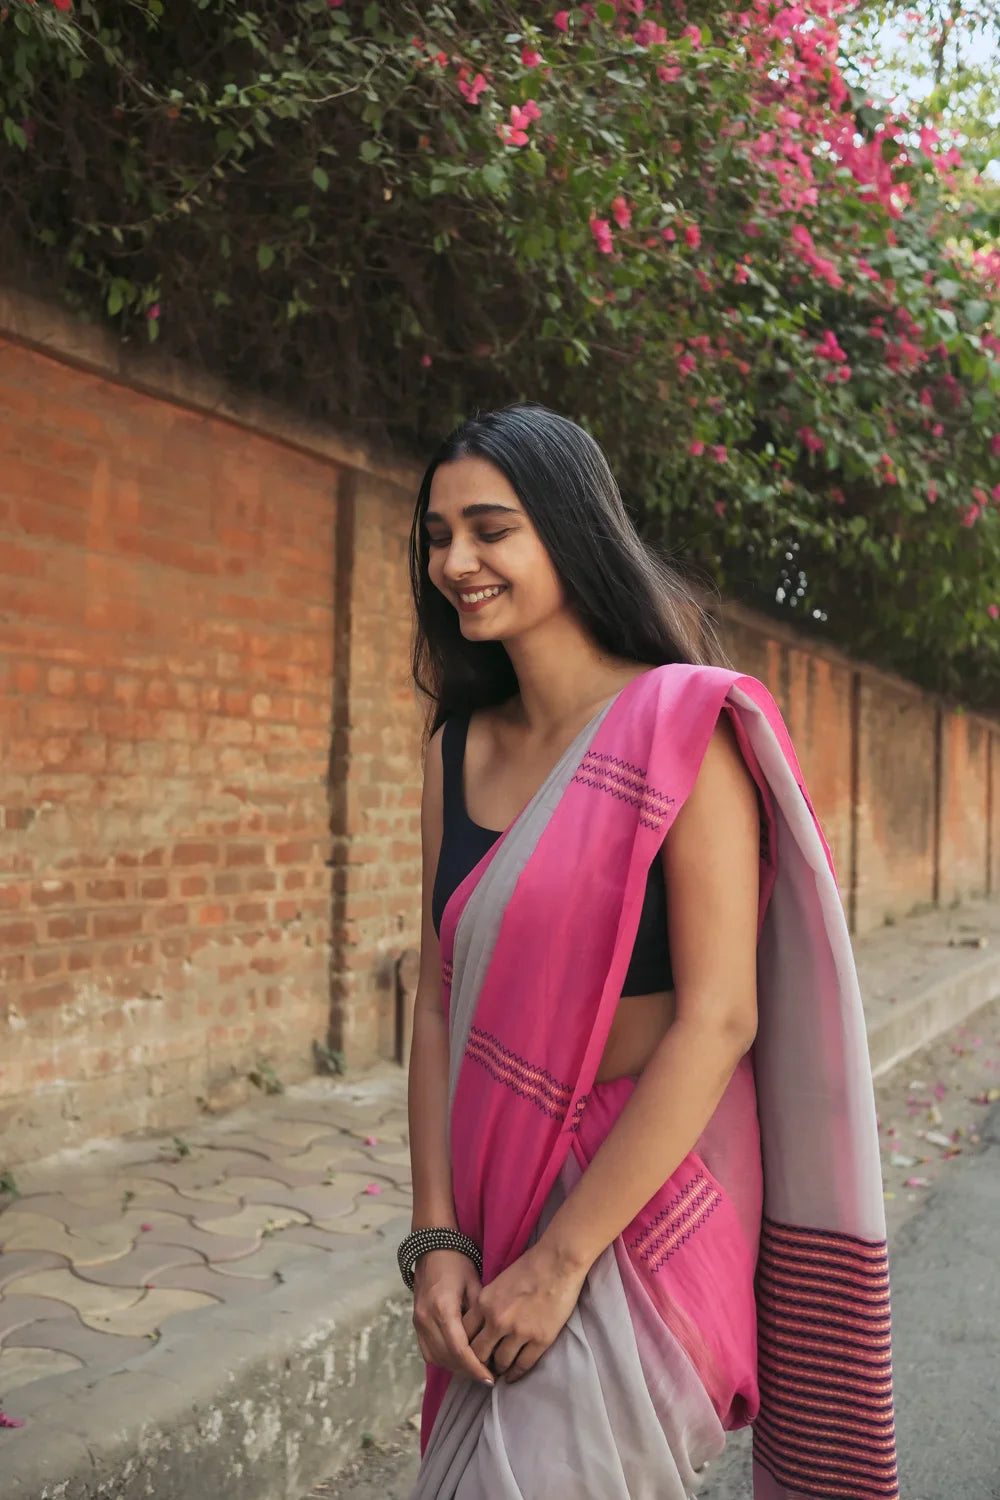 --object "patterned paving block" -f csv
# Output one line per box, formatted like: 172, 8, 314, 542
276, 1224, 384, 1254
1, 1195, 127, 1232
198, 1133, 300, 1164
0, 1213, 135, 1267
2, 1271, 142, 1325
274, 1141, 364, 1177
230, 1179, 373, 1221
5, 1313, 148, 1366
336, 1154, 413, 1189
346, 1121, 409, 1145
0, 1295, 75, 1342
72, 1241, 204, 1289
146, 1264, 277, 1302
140, 1219, 262, 1264
191, 1203, 308, 1237
0, 1346, 81, 1395
243, 1120, 342, 1150
125, 1150, 274, 1193
0, 1251, 69, 1293
312, 1201, 408, 1236
208, 1239, 330, 1280
84, 1287, 215, 1338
